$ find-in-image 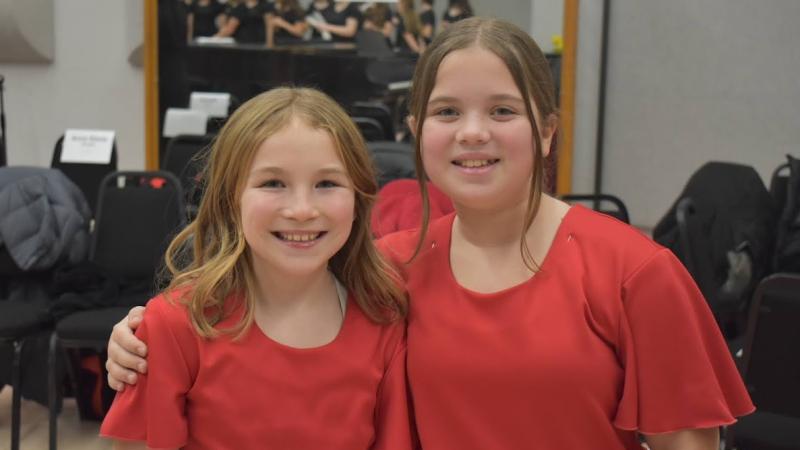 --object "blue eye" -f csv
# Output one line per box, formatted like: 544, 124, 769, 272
260, 179, 284, 188
435, 107, 459, 117
492, 106, 517, 116
317, 180, 340, 188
